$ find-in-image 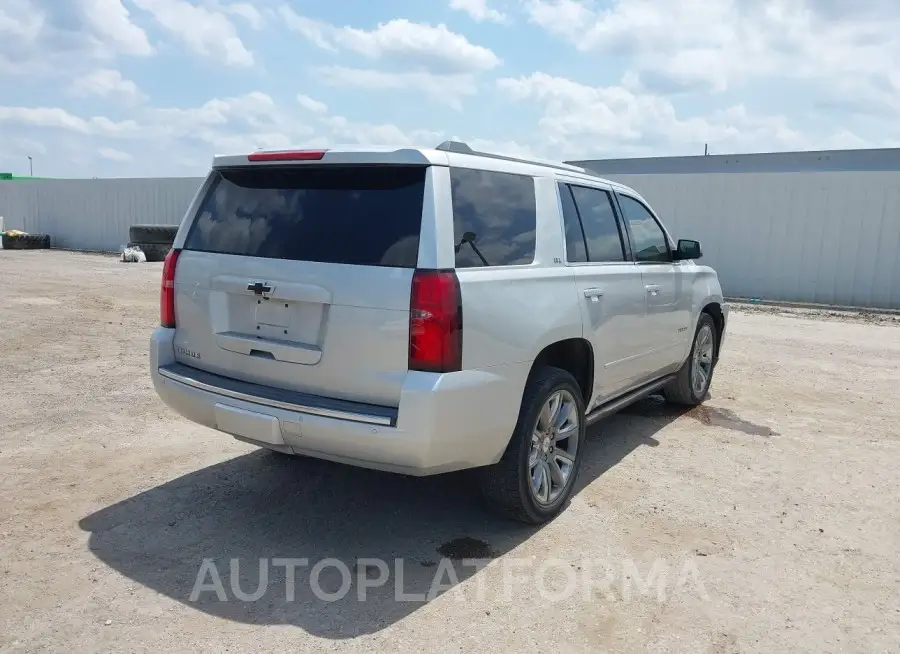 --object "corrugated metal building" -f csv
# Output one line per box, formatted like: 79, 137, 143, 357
0, 177, 203, 253
569, 148, 900, 310
1, 148, 899, 309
